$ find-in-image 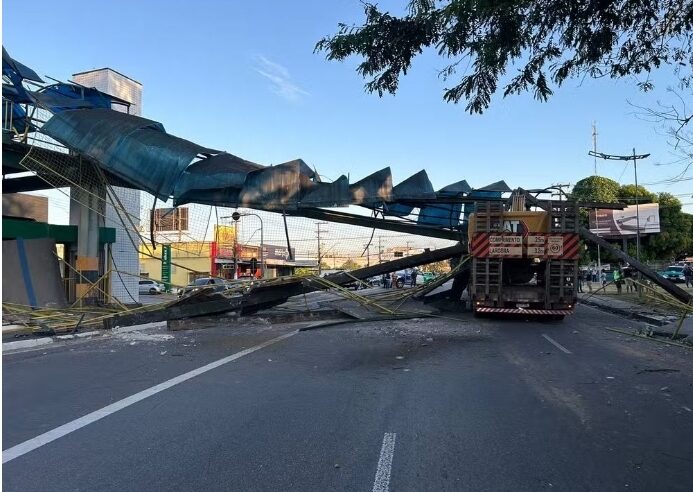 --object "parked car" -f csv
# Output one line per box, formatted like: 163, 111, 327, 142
367, 276, 382, 287
138, 279, 164, 295
179, 277, 229, 297
659, 265, 686, 283
421, 272, 436, 284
